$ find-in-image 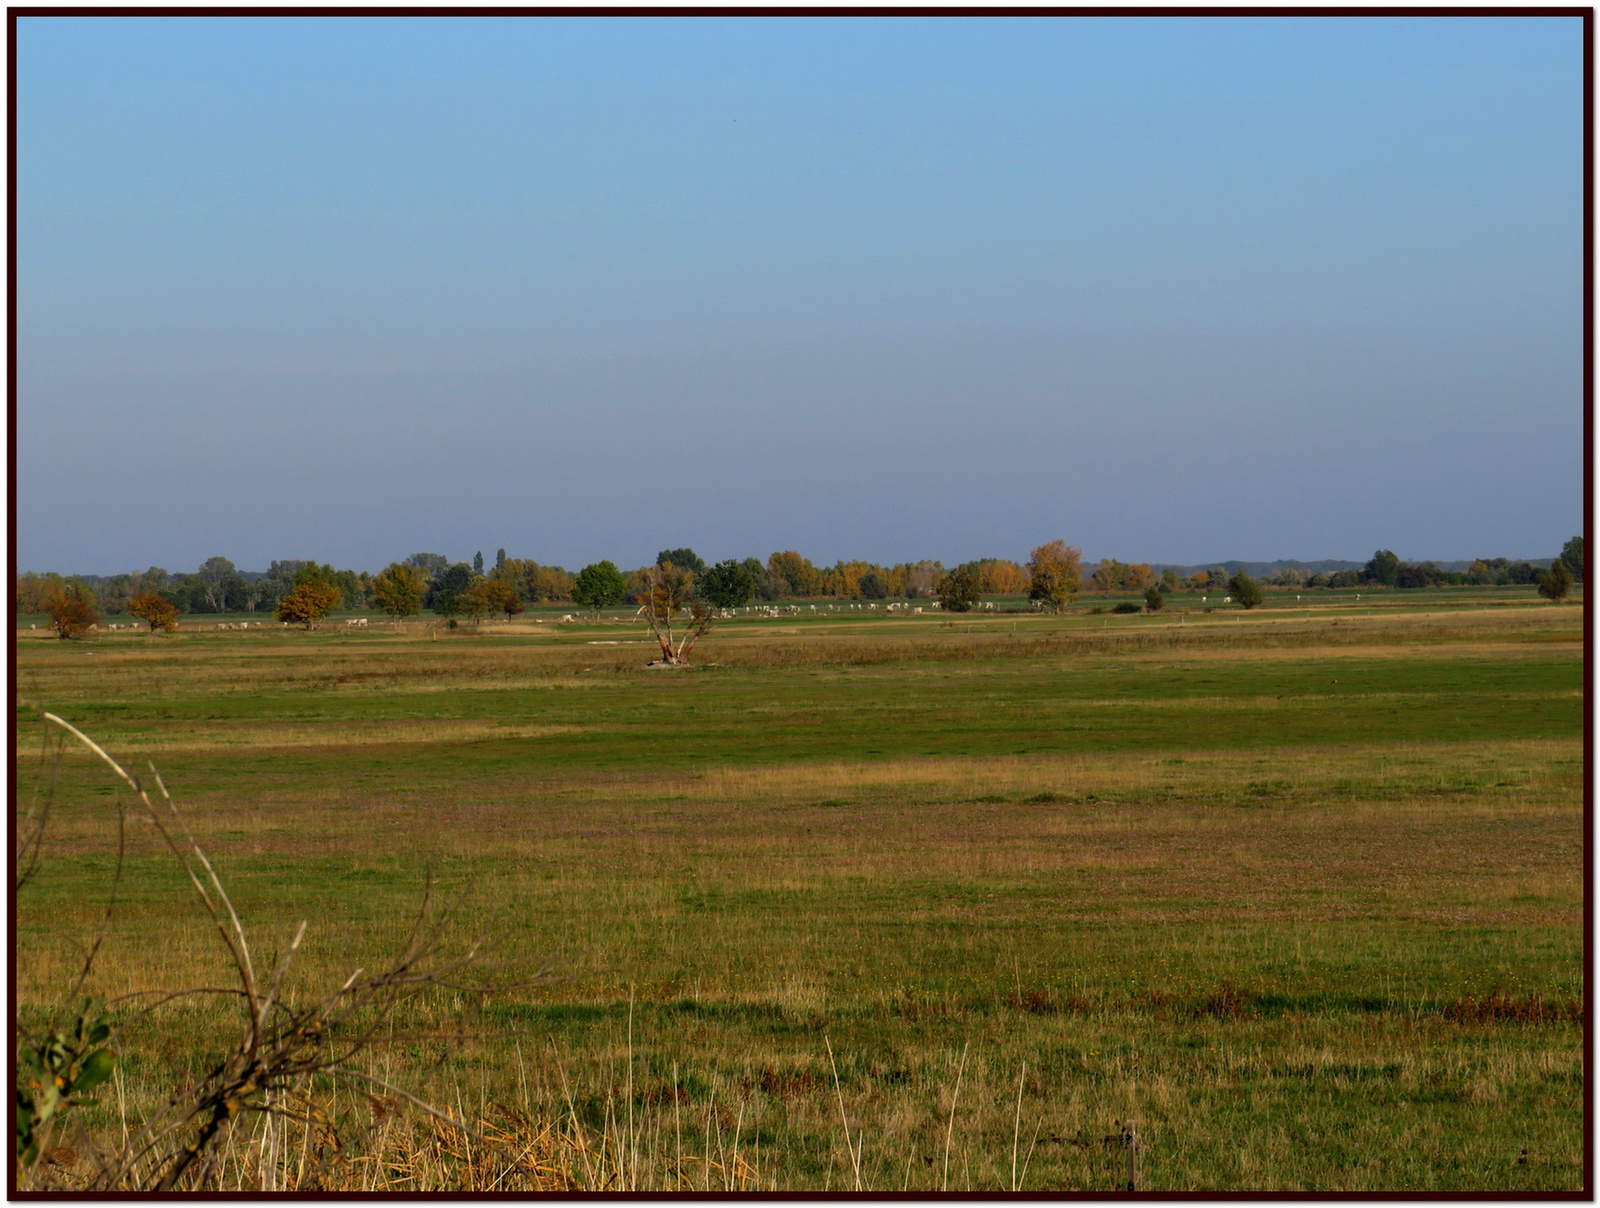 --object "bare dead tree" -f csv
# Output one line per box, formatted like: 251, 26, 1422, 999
635, 563, 715, 665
